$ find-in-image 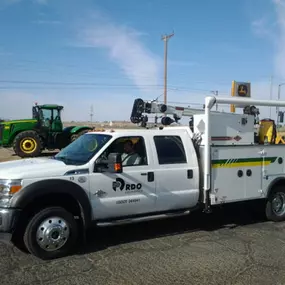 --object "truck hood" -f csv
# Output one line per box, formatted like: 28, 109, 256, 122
0, 157, 81, 180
